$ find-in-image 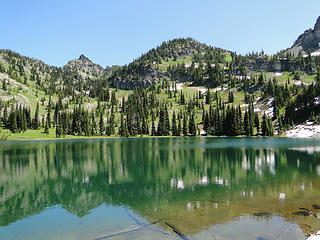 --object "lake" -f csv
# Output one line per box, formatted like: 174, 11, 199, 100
1, 137, 320, 240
